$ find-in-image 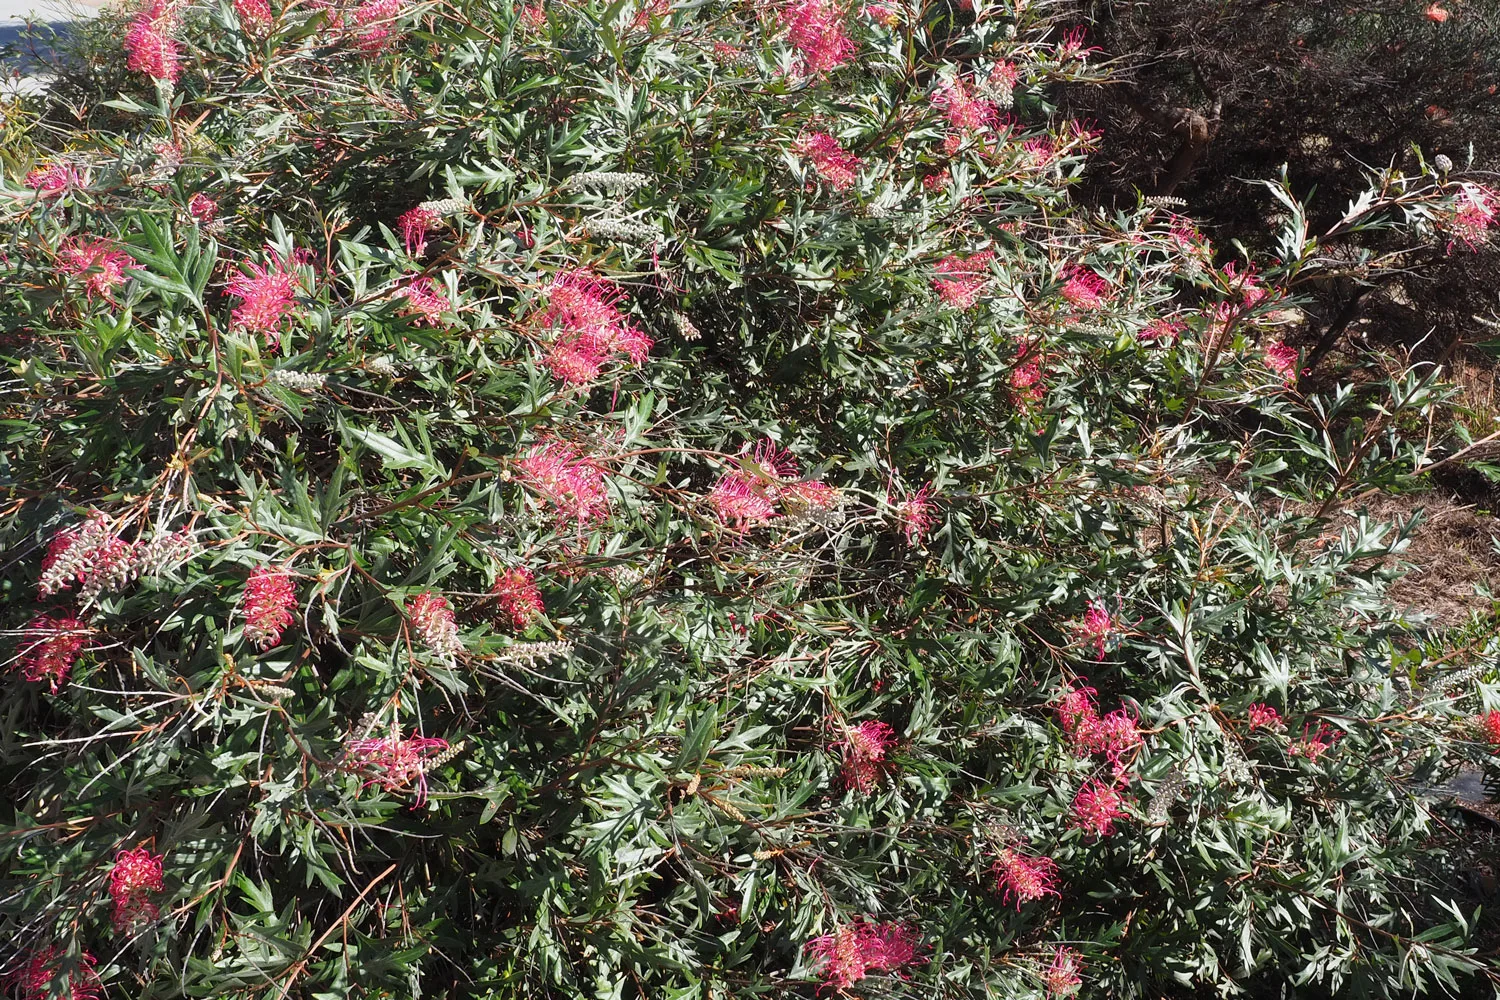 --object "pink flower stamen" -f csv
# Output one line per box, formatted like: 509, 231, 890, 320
992, 847, 1060, 908
492, 568, 544, 629
16, 615, 88, 692
834, 720, 896, 793
1070, 778, 1125, 838
240, 568, 298, 649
